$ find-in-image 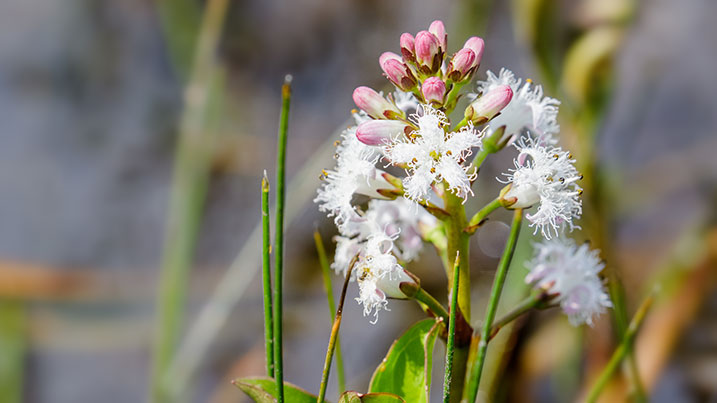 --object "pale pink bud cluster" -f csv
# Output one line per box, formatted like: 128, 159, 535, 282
380, 56, 417, 91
